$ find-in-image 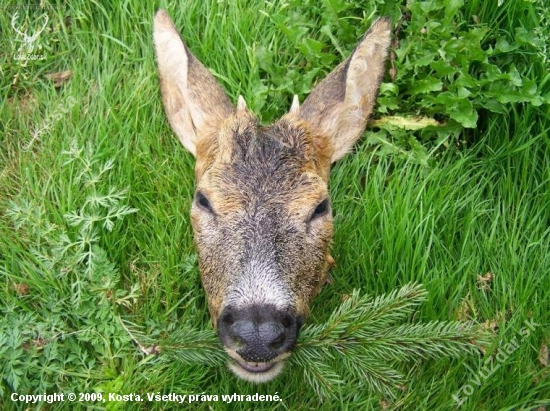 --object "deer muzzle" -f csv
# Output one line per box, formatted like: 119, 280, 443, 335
218, 304, 303, 382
